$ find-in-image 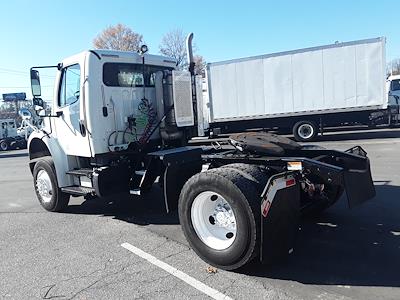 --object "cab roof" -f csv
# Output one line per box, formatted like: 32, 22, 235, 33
89, 49, 177, 68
